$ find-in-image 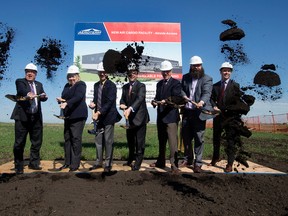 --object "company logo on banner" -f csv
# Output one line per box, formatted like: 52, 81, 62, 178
74, 22, 182, 107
